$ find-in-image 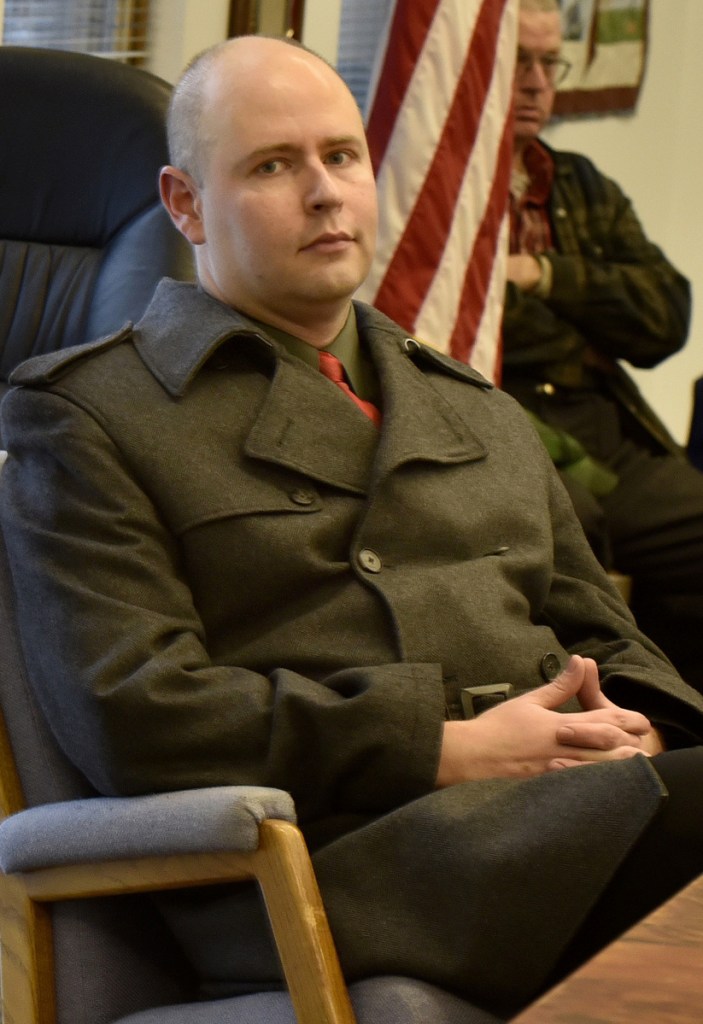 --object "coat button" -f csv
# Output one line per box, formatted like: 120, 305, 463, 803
540, 652, 561, 681
358, 548, 382, 573
289, 488, 315, 506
